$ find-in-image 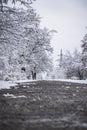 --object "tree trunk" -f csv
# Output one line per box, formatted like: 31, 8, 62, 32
0, 0, 3, 11
31, 71, 36, 80
78, 67, 83, 80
